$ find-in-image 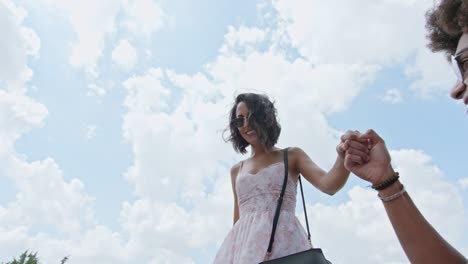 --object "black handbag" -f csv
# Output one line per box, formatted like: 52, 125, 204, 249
260, 148, 331, 264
